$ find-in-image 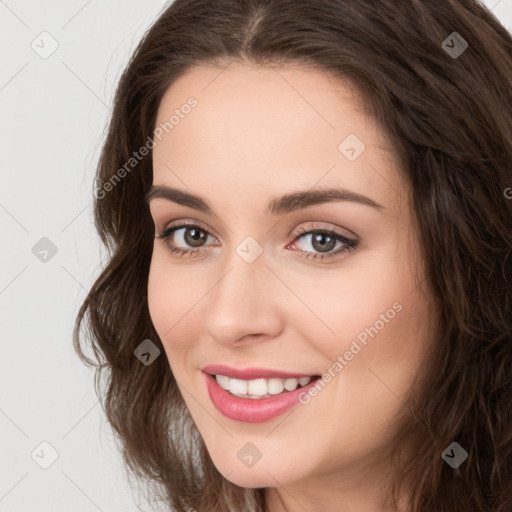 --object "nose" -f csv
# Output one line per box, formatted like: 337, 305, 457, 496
204, 245, 283, 346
